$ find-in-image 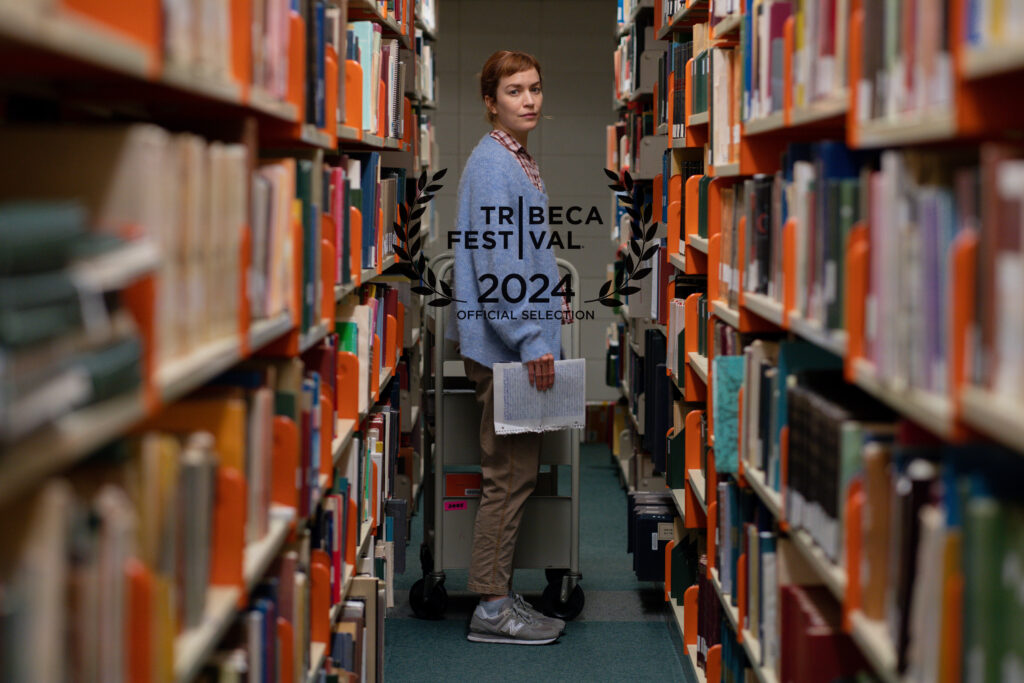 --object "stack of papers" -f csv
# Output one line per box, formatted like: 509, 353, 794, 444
492, 359, 586, 435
